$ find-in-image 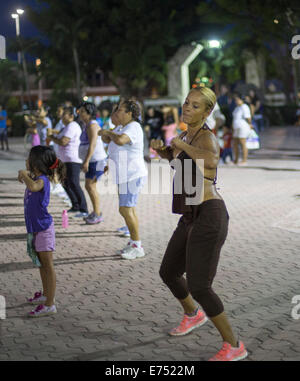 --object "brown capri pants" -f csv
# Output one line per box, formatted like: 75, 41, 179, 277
159, 199, 229, 318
